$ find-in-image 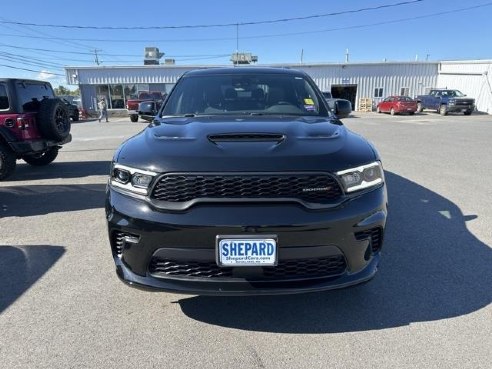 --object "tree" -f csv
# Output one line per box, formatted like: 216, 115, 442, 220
54, 85, 79, 96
